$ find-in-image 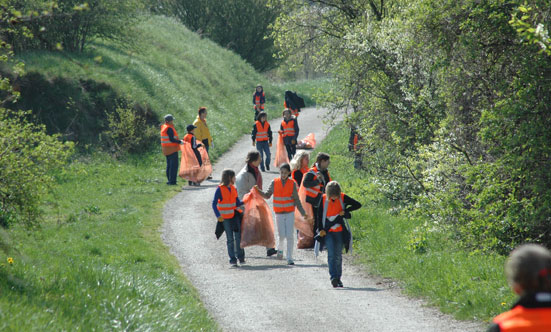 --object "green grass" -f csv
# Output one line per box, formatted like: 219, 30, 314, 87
1, 14, 332, 331
311, 124, 515, 323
